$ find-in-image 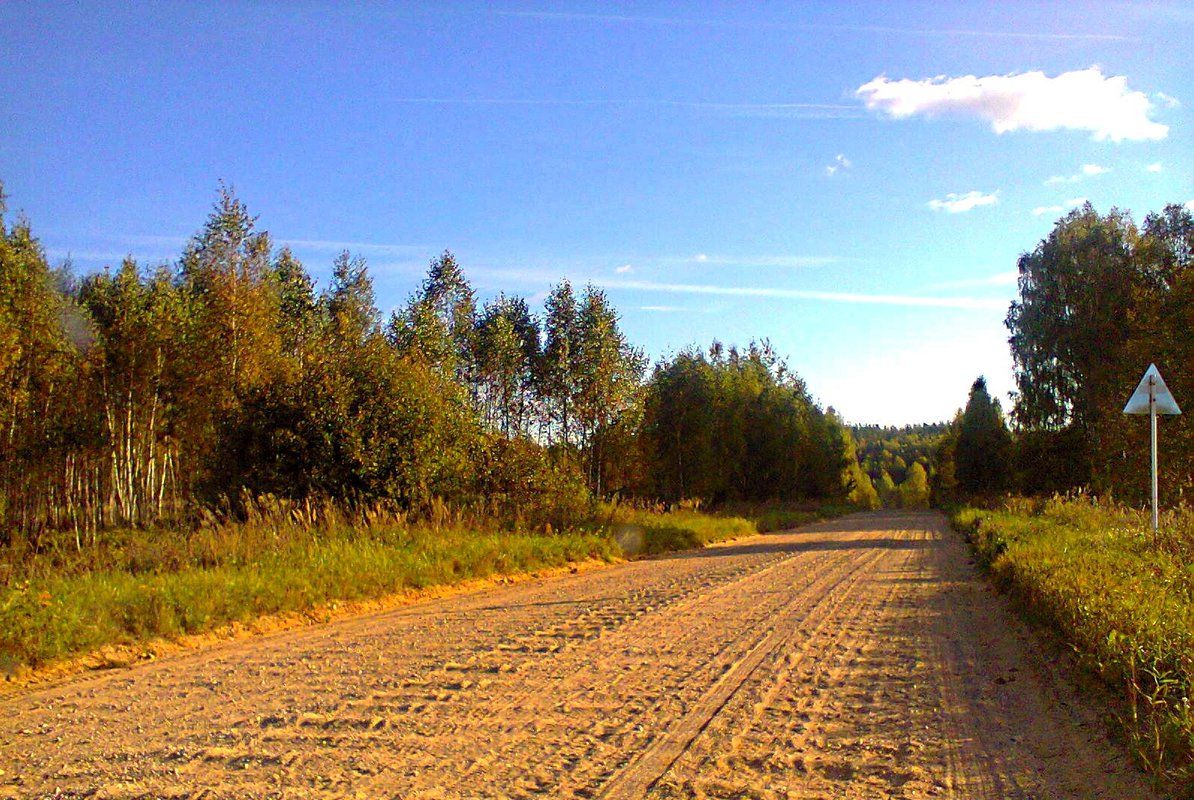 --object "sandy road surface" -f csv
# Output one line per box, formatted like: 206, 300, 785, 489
1, 512, 1157, 799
